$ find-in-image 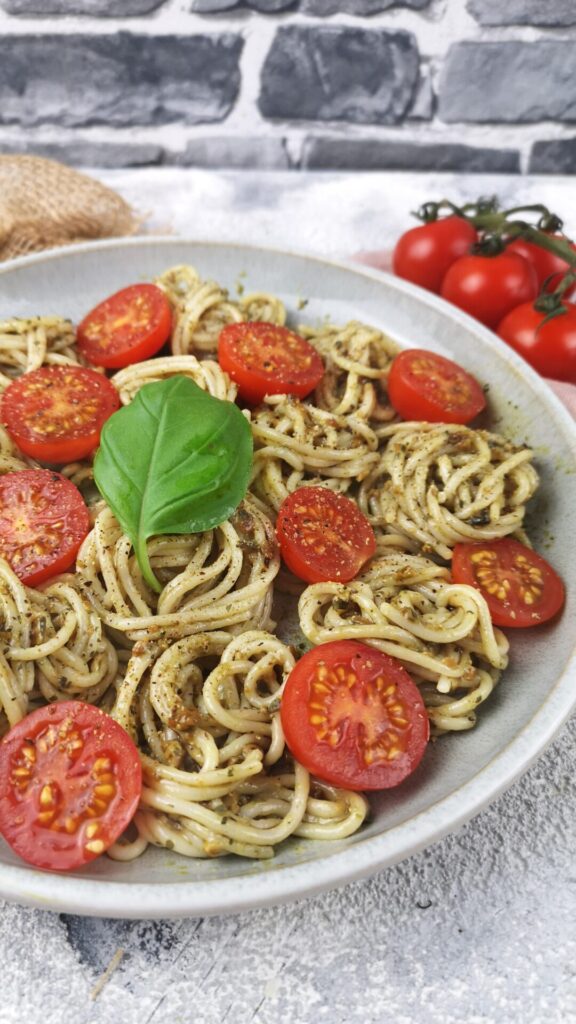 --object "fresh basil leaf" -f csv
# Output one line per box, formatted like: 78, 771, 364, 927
93, 375, 253, 593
